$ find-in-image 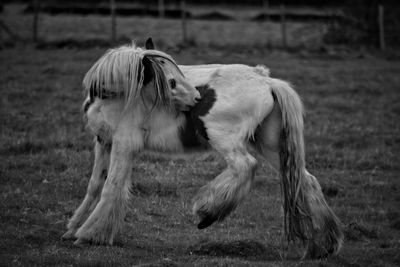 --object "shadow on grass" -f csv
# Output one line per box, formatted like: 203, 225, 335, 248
344, 222, 378, 241
0, 140, 93, 155
188, 239, 282, 261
